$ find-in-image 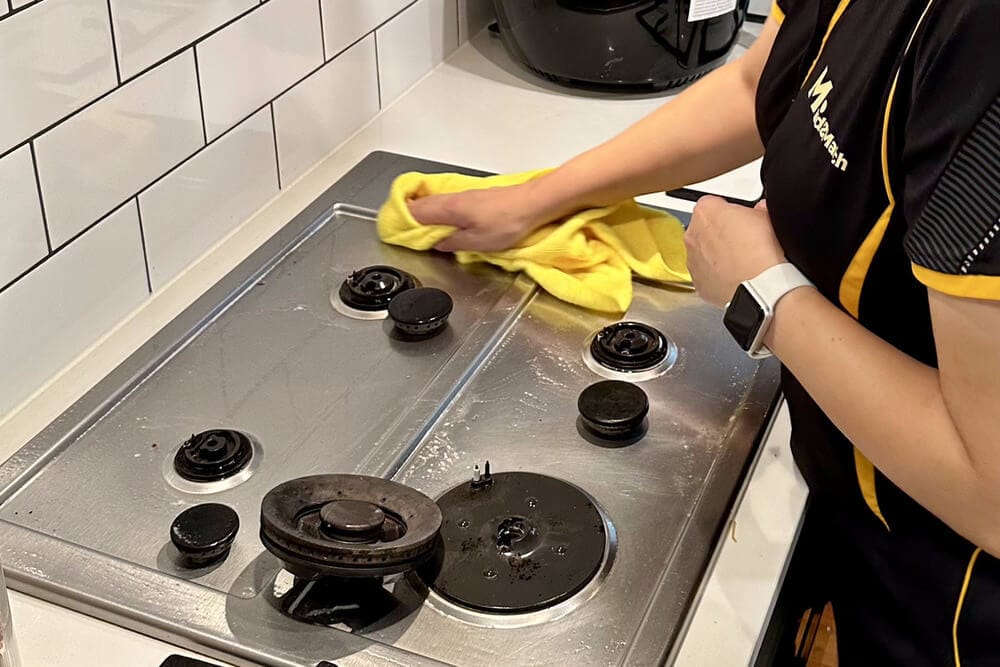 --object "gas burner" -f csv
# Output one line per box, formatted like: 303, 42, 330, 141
577, 380, 649, 445
583, 321, 677, 381
331, 265, 418, 320
173, 429, 254, 483
421, 471, 611, 614
260, 475, 442, 579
